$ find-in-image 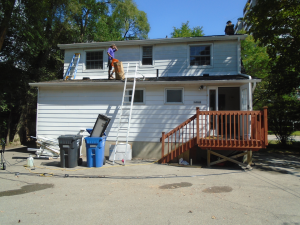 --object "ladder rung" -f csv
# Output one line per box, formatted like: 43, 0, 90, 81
113, 63, 137, 165
118, 128, 128, 130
